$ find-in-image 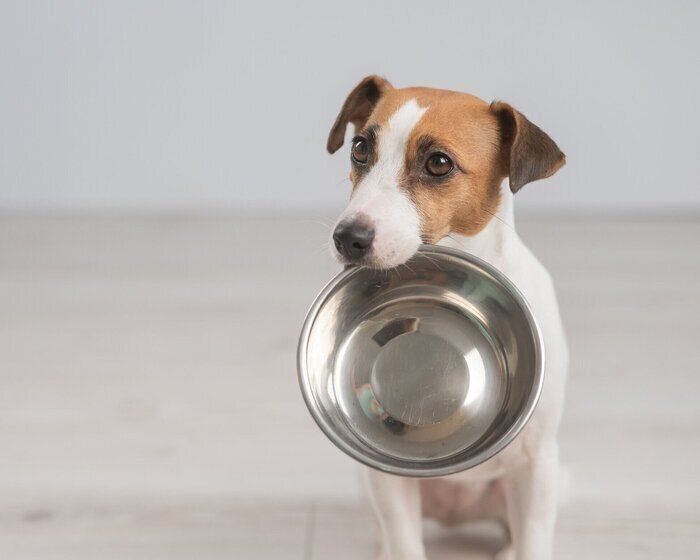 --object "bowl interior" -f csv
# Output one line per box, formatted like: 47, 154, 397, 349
298, 245, 543, 476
